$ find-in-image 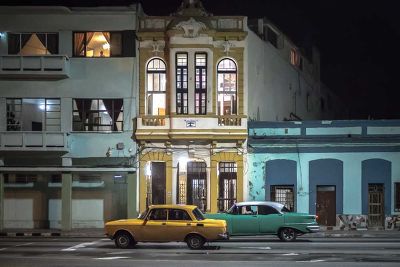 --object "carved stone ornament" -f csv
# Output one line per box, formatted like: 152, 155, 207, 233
222, 40, 234, 54
151, 41, 163, 54
174, 17, 207, 38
